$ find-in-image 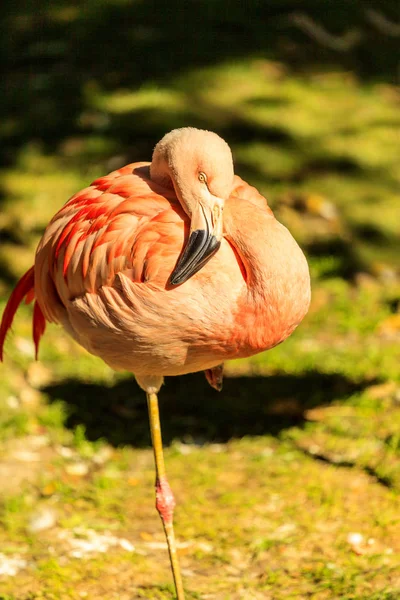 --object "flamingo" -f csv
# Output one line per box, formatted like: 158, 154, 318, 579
0, 128, 310, 599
